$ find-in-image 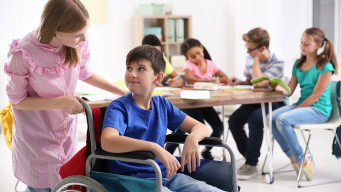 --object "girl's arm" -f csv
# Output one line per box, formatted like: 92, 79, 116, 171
274, 75, 298, 96
287, 75, 298, 96
101, 127, 180, 178
167, 71, 184, 88
12, 96, 84, 114
83, 73, 128, 96
184, 69, 218, 84
178, 116, 210, 173
297, 71, 333, 108
215, 69, 228, 83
